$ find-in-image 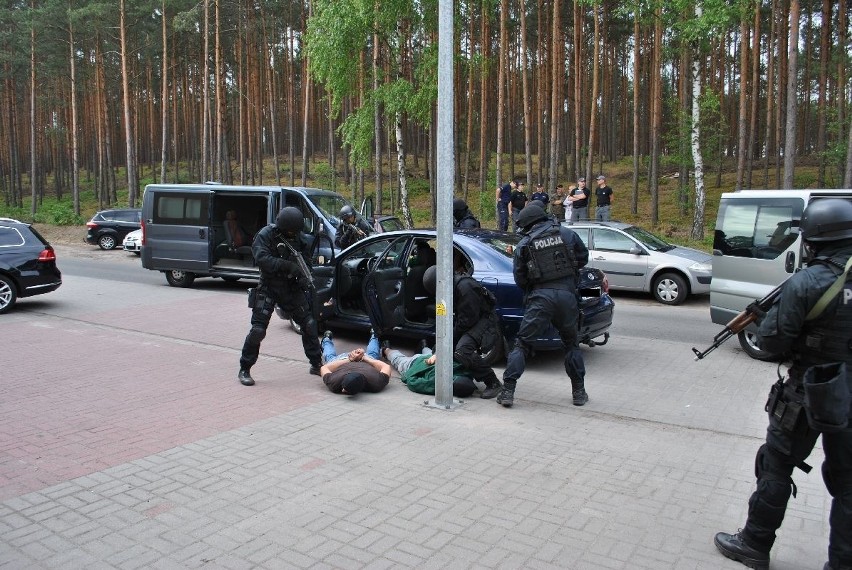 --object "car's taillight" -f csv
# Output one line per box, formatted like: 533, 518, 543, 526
141, 219, 146, 246
86, 221, 98, 229
38, 247, 56, 262
602, 274, 609, 293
